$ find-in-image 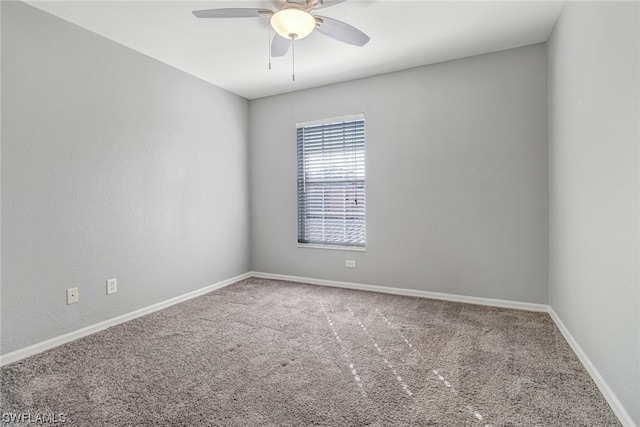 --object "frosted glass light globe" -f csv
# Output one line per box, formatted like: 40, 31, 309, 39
271, 8, 316, 40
